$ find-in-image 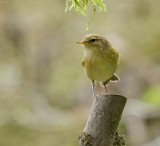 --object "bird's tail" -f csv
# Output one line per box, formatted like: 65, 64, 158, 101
100, 74, 120, 87
110, 74, 120, 82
